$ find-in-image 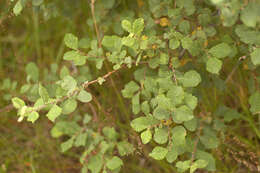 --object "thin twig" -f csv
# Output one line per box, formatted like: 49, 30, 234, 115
90, 0, 101, 48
